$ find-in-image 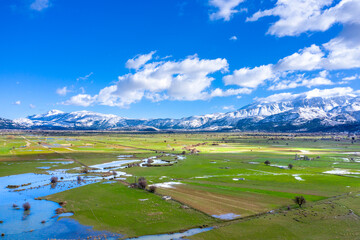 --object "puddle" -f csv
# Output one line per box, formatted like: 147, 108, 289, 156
36, 167, 51, 170
270, 164, 288, 169
323, 168, 360, 175
293, 174, 304, 181
127, 227, 213, 240
40, 161, 74, 165
58, 212, 74, 217
212, 213, 240, 220
150, 182, 182, 189
102, 181, 117, 184
90, 160, 140, 169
